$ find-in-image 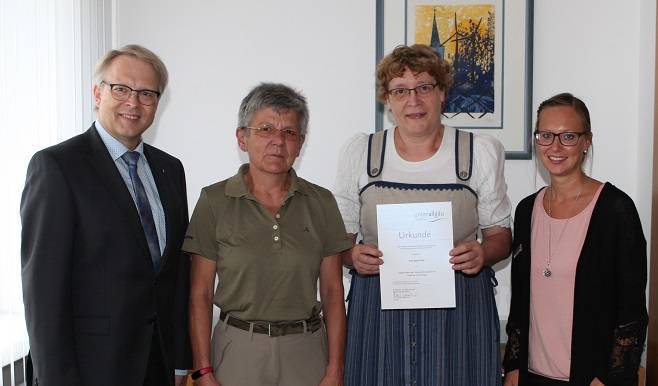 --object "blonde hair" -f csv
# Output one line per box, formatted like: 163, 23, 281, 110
94, 44, 168, 93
